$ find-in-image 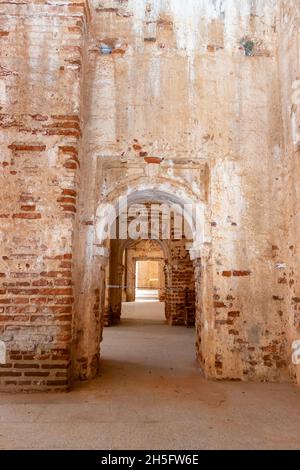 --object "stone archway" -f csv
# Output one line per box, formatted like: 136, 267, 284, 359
72, 183, 209, 382
103, 238, 168, 326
